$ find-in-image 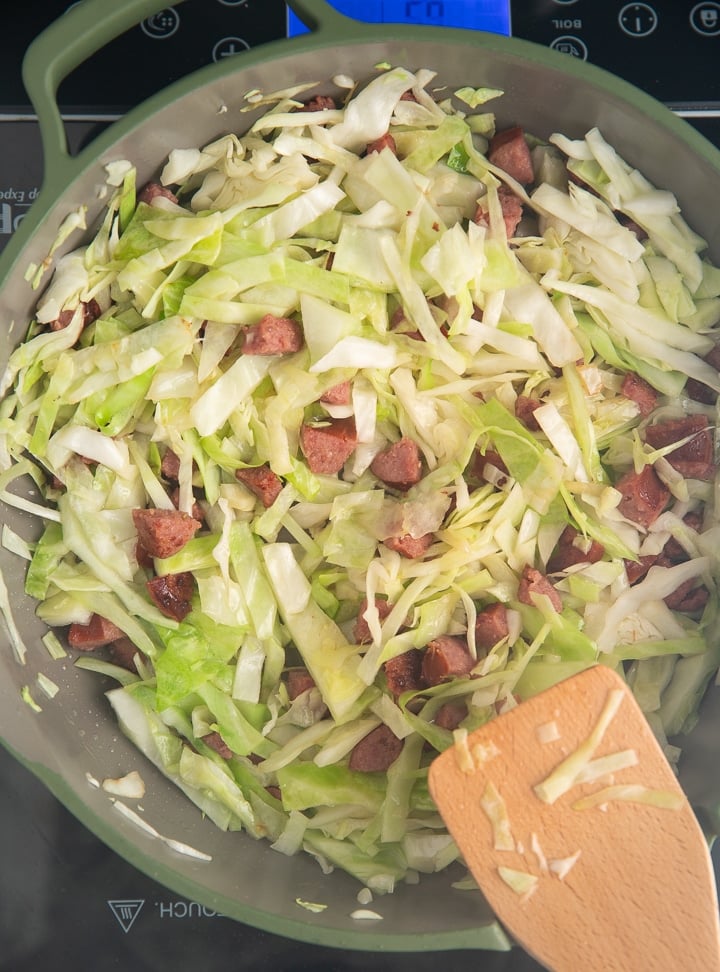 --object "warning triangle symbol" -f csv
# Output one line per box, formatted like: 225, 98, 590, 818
108, 899, 145, 933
